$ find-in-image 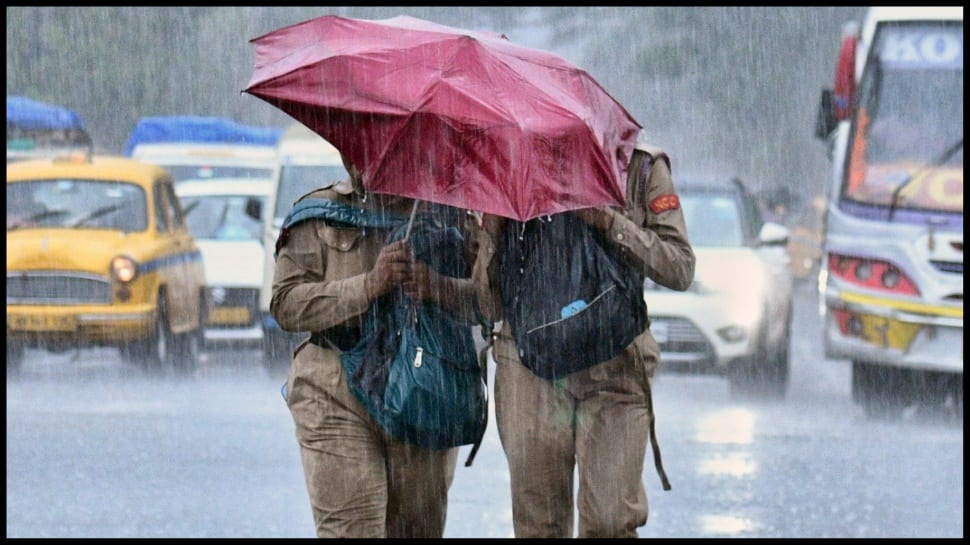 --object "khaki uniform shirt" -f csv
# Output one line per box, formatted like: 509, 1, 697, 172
271, 180, 479, 338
